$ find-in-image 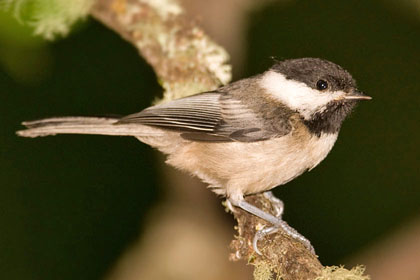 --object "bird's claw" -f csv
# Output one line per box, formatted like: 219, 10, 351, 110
252, 226, 279, 255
